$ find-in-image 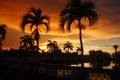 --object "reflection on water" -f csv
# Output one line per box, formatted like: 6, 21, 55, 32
70, 63, 113, 69
70, 63, 90, 67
